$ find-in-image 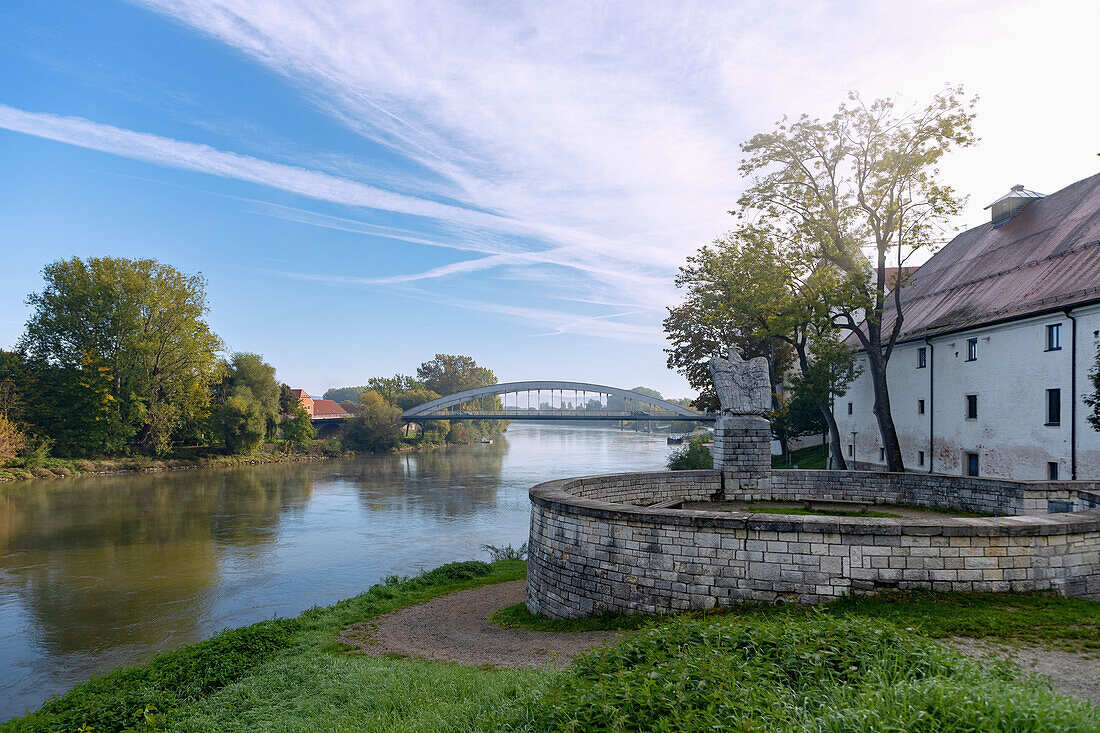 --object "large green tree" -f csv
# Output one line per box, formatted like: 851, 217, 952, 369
211, 353, 282, 453
19, 257, 223, 454
341, 391, 402, 453
737, 88, 977, 471
416, 354, 504, 439
666, 226, 856, 468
